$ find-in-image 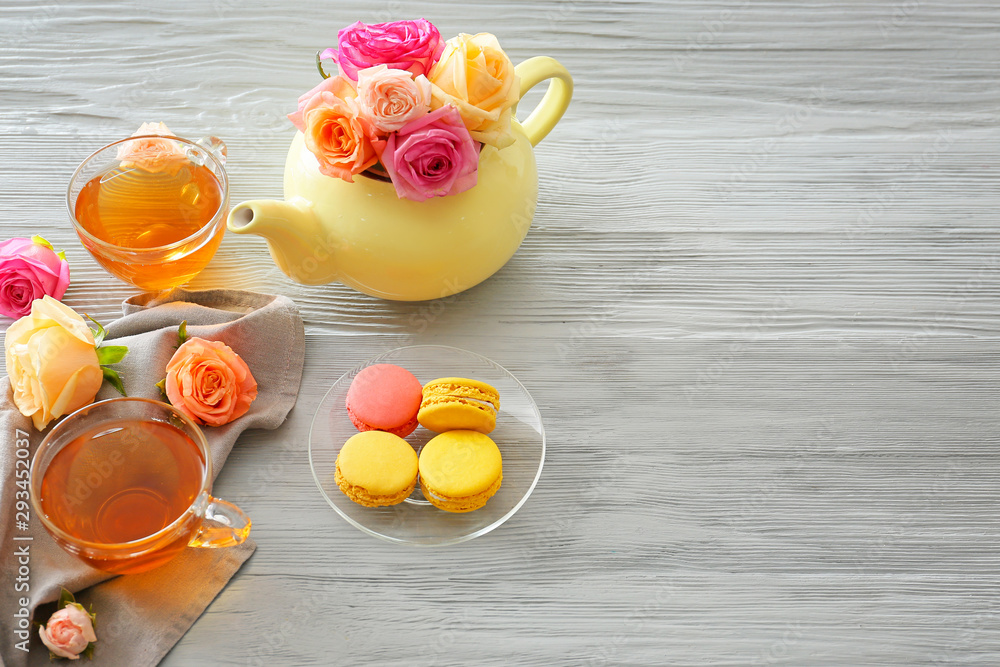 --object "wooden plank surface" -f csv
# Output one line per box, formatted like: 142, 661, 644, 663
2, 0, 999, 664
